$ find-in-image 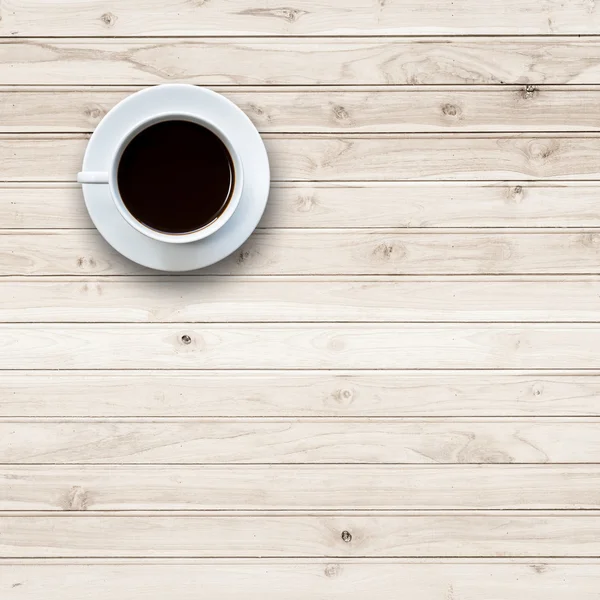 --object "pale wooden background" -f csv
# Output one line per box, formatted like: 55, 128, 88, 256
1, 1, 600, 598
